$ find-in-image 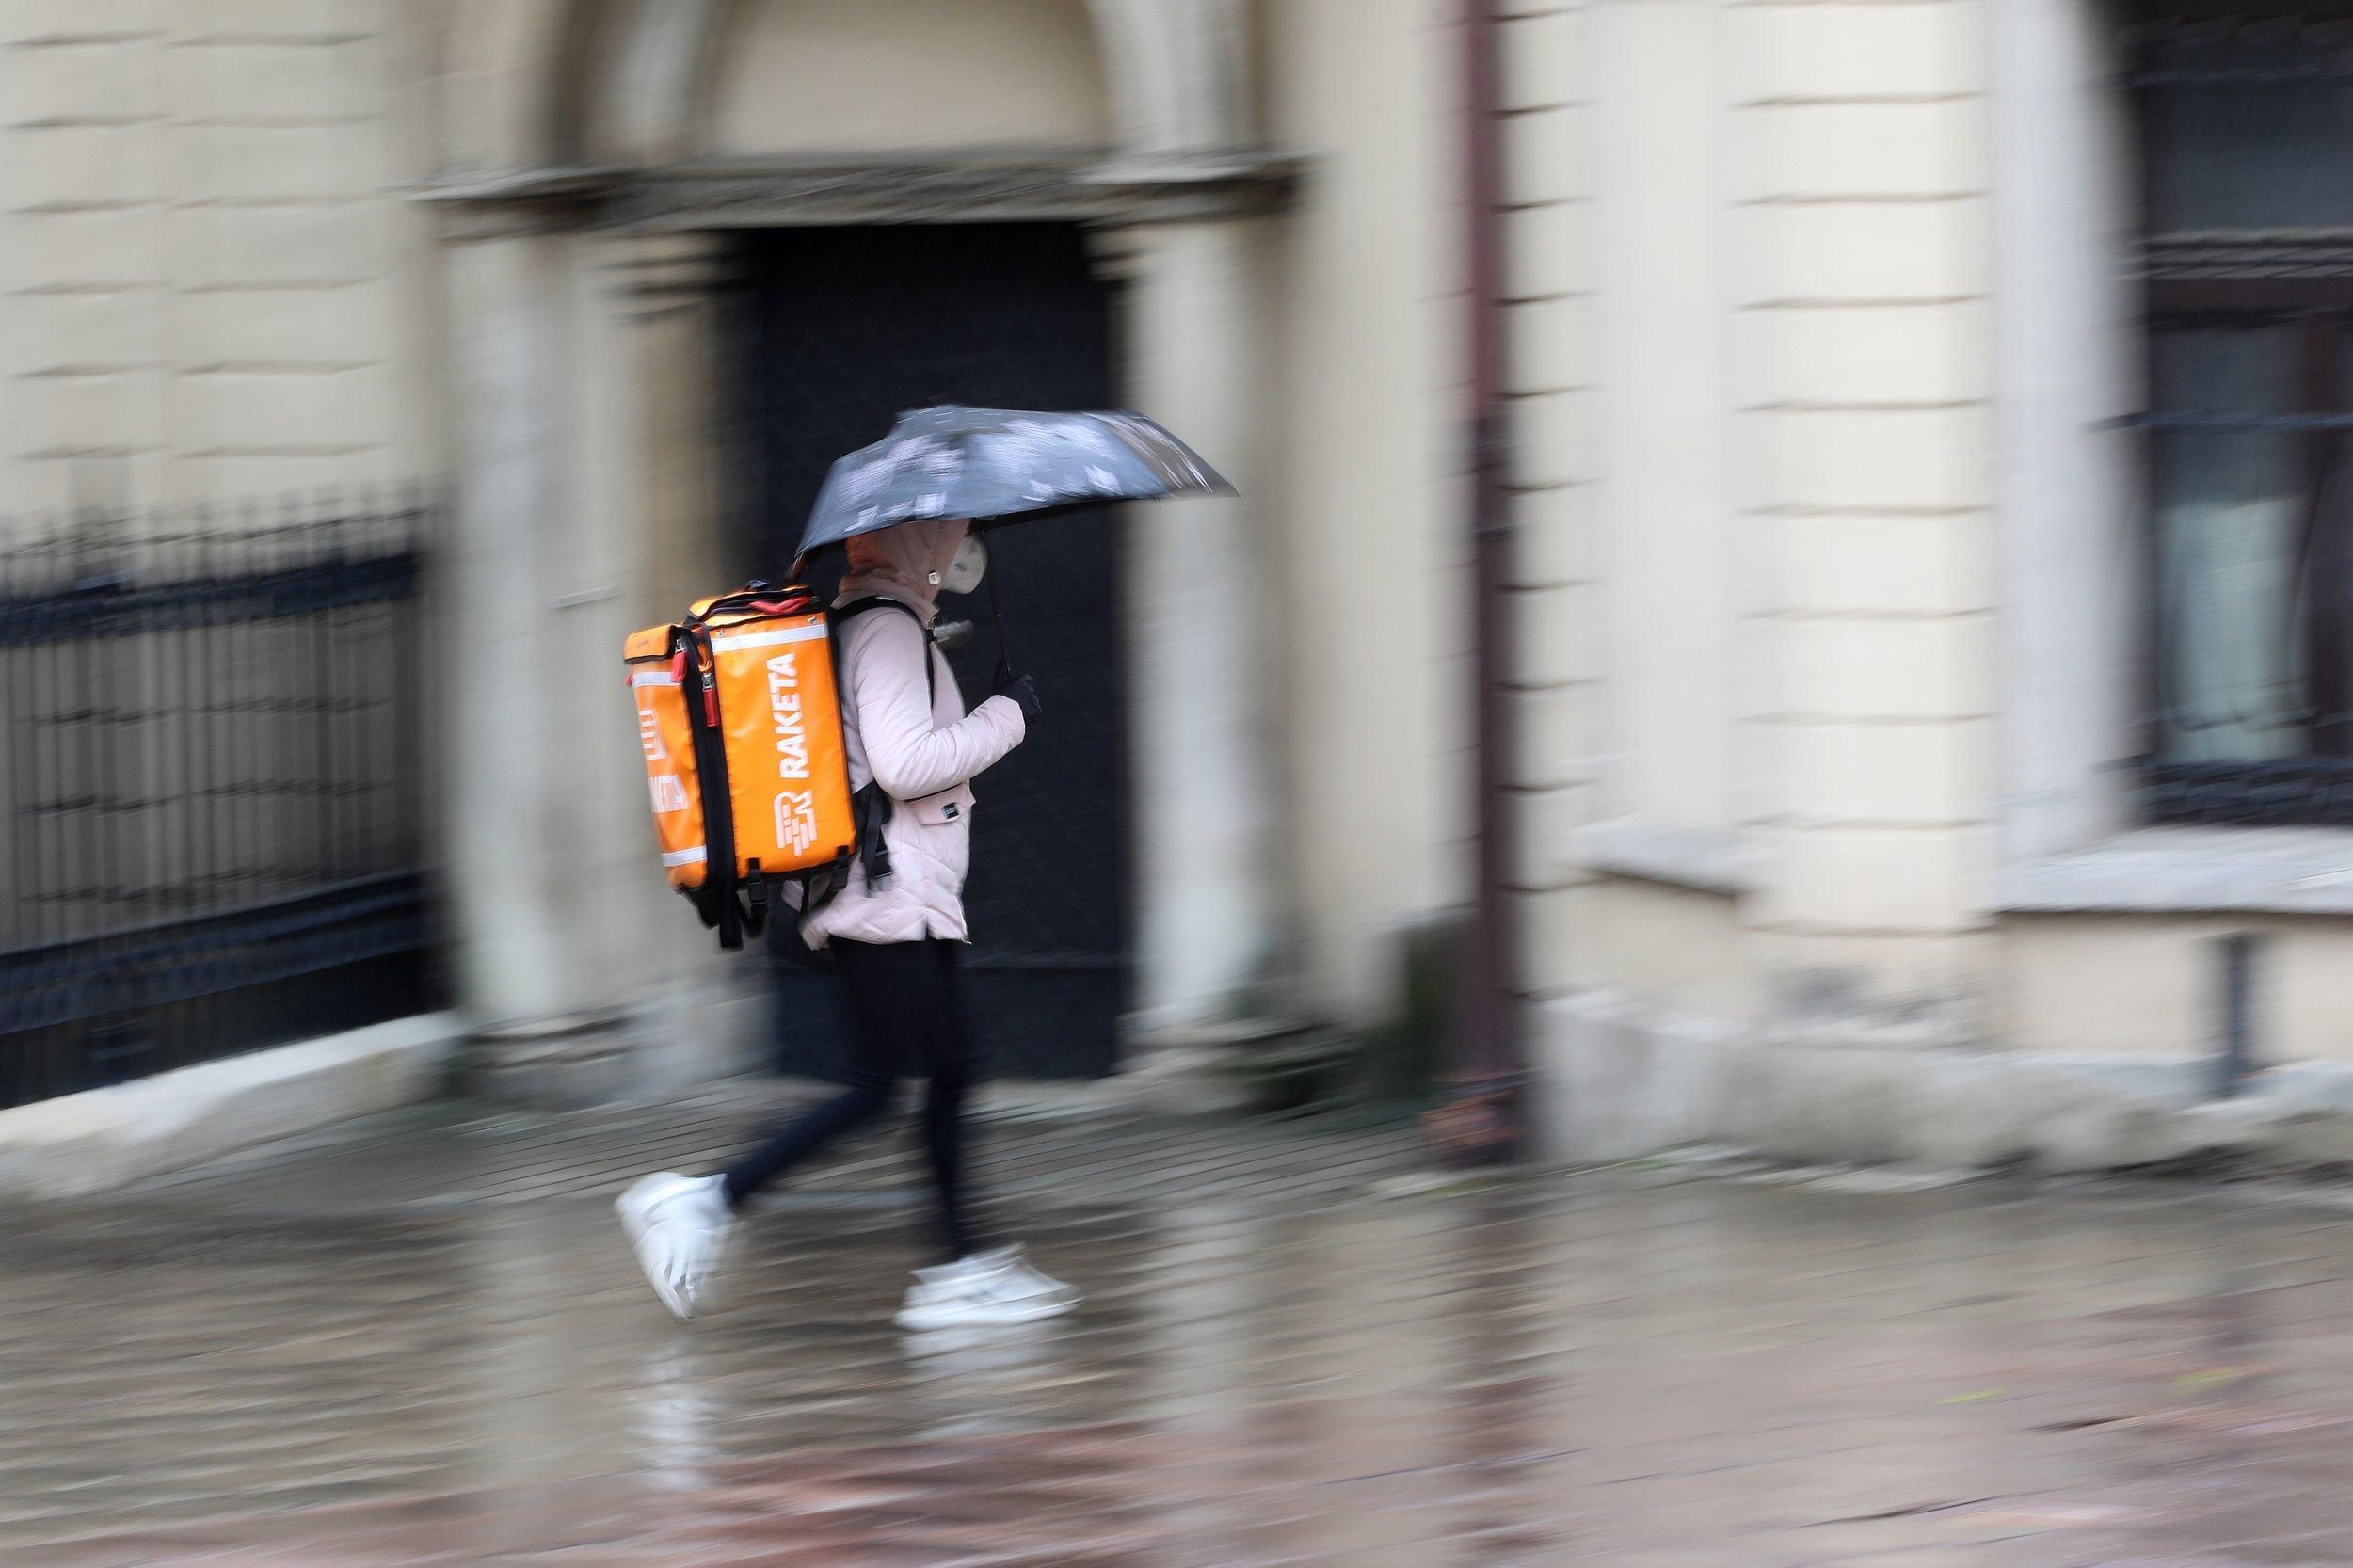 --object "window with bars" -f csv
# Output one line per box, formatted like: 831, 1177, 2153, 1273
2132, 9, 2353, 822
